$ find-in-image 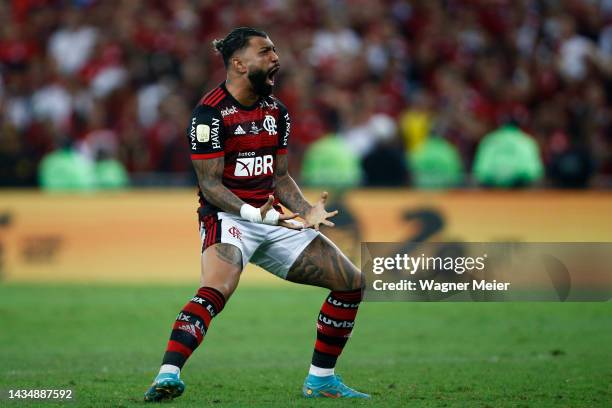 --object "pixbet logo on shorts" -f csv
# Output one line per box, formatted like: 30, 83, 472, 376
234, 154, 274, 177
